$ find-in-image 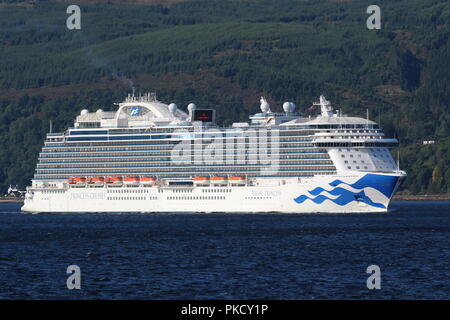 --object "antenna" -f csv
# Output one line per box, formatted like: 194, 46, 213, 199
49, 120, 52, 134
366, 108, 369, 129
397, 147, 400, 171
313, 95, 333, 117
